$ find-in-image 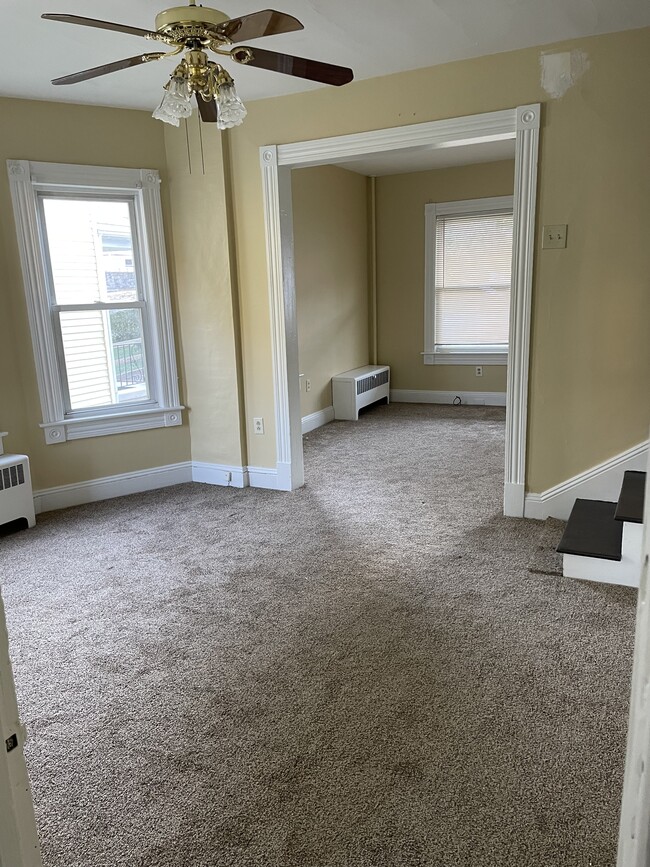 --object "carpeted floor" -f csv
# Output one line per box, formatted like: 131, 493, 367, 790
0, 403, 637, 867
